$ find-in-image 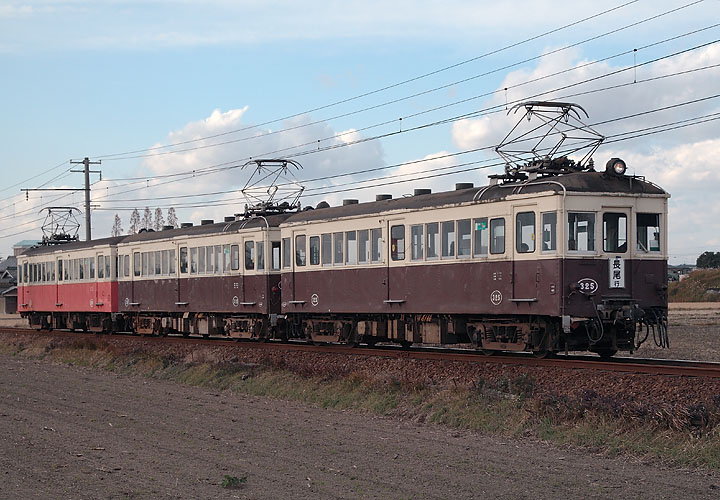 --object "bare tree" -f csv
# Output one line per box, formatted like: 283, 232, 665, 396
166, 207, 178, 228
111, 214, 123, 237
141, 207, 153, 231
128, 208, 141, 234
153, 208, 165, 231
